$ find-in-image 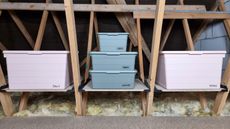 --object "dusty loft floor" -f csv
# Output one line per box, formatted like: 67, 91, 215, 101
1, 92, 230, 118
